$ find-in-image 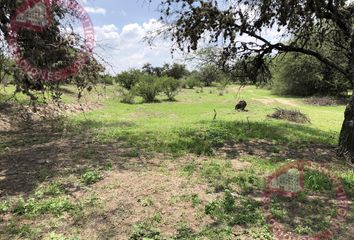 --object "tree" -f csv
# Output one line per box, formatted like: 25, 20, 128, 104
0, 0, 103, 102
197, 65, 226, 87
166, 63, 189, 79
272, 53, 350, 96
116, 69, 141, 90
156, 0, 354, 162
